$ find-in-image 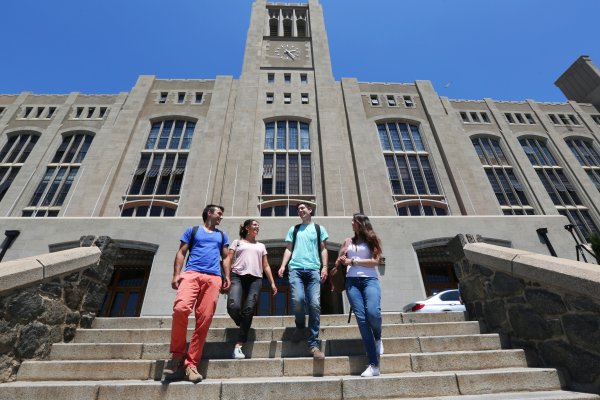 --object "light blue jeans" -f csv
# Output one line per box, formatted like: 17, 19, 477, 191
288, 268, 321, 348
346, 276, 382, 366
